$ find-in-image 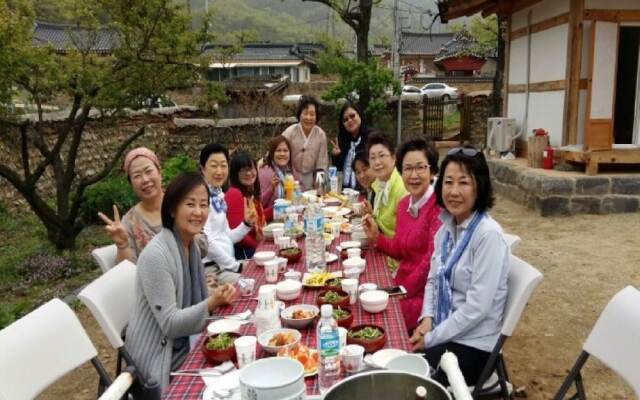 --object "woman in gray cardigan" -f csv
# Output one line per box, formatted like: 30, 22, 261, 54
125, 172, 237, 390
